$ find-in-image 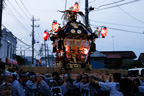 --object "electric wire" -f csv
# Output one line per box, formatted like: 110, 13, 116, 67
37, 28, 44, 41
22, 34, 31, 40
8, 0, 31, 25
94, 0, 125, 9
93, 0, 140, 11
21, 0, 45, 32
24, 0, 46, 40
2, 24, 31, 47
19, 0, 32, 17
3, 0, 48, 57
90, 24, 144, 34
96, 39, 144, 51
4, 8, 31, 34
90, 19, 144, 28
15, 0, 31, 20
91, 0, 106, 6
113, 0, 144, 24
7, 1, 31, 31
89, 0, 96, 4
23, 0, 44, 43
